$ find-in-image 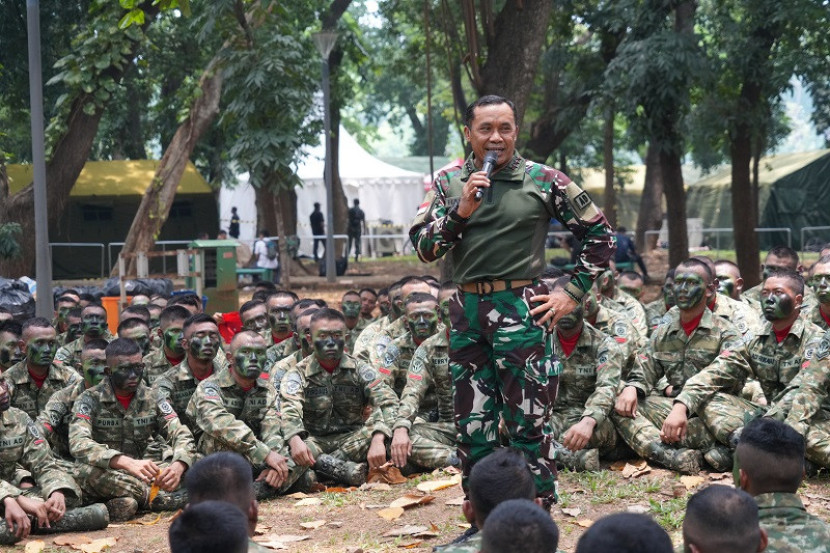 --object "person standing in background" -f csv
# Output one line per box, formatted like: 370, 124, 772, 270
347, 199, 366, 263
229, 207, 240, 239
310, 203, 325, 262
